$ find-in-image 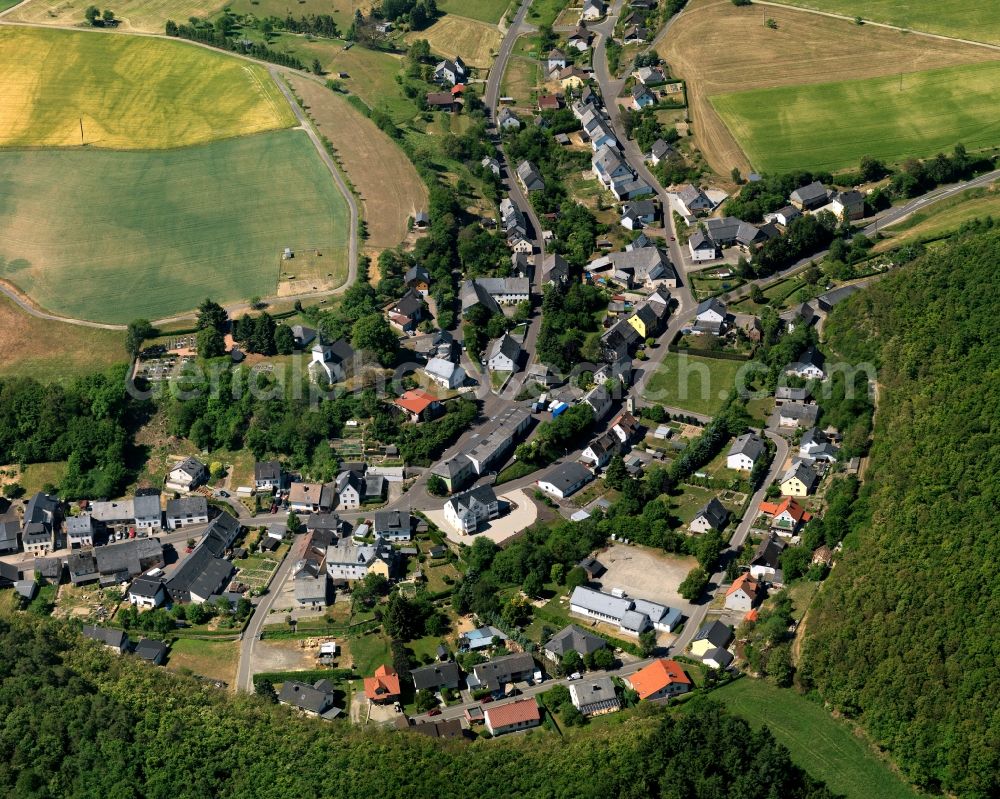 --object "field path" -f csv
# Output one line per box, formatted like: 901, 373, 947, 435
0, 280, 125, 330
